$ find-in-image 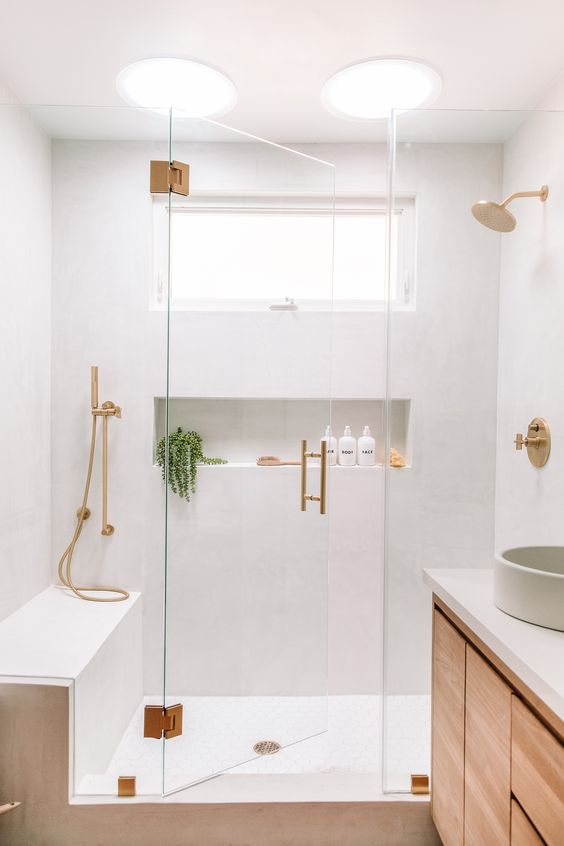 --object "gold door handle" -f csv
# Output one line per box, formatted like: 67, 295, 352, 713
300, 439, 327, 515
